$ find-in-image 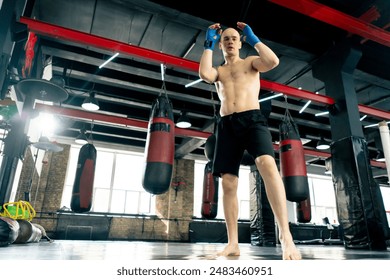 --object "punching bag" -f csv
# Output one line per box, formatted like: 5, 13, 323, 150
279, 108, 309, 202
201, 161, 219, 219
204, 134, 216, 161
71, 143, 97, 213
13, 220, 42, 244
0, 217, 19, 246
142, 94, 175, 194
296, 195, 312, 223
